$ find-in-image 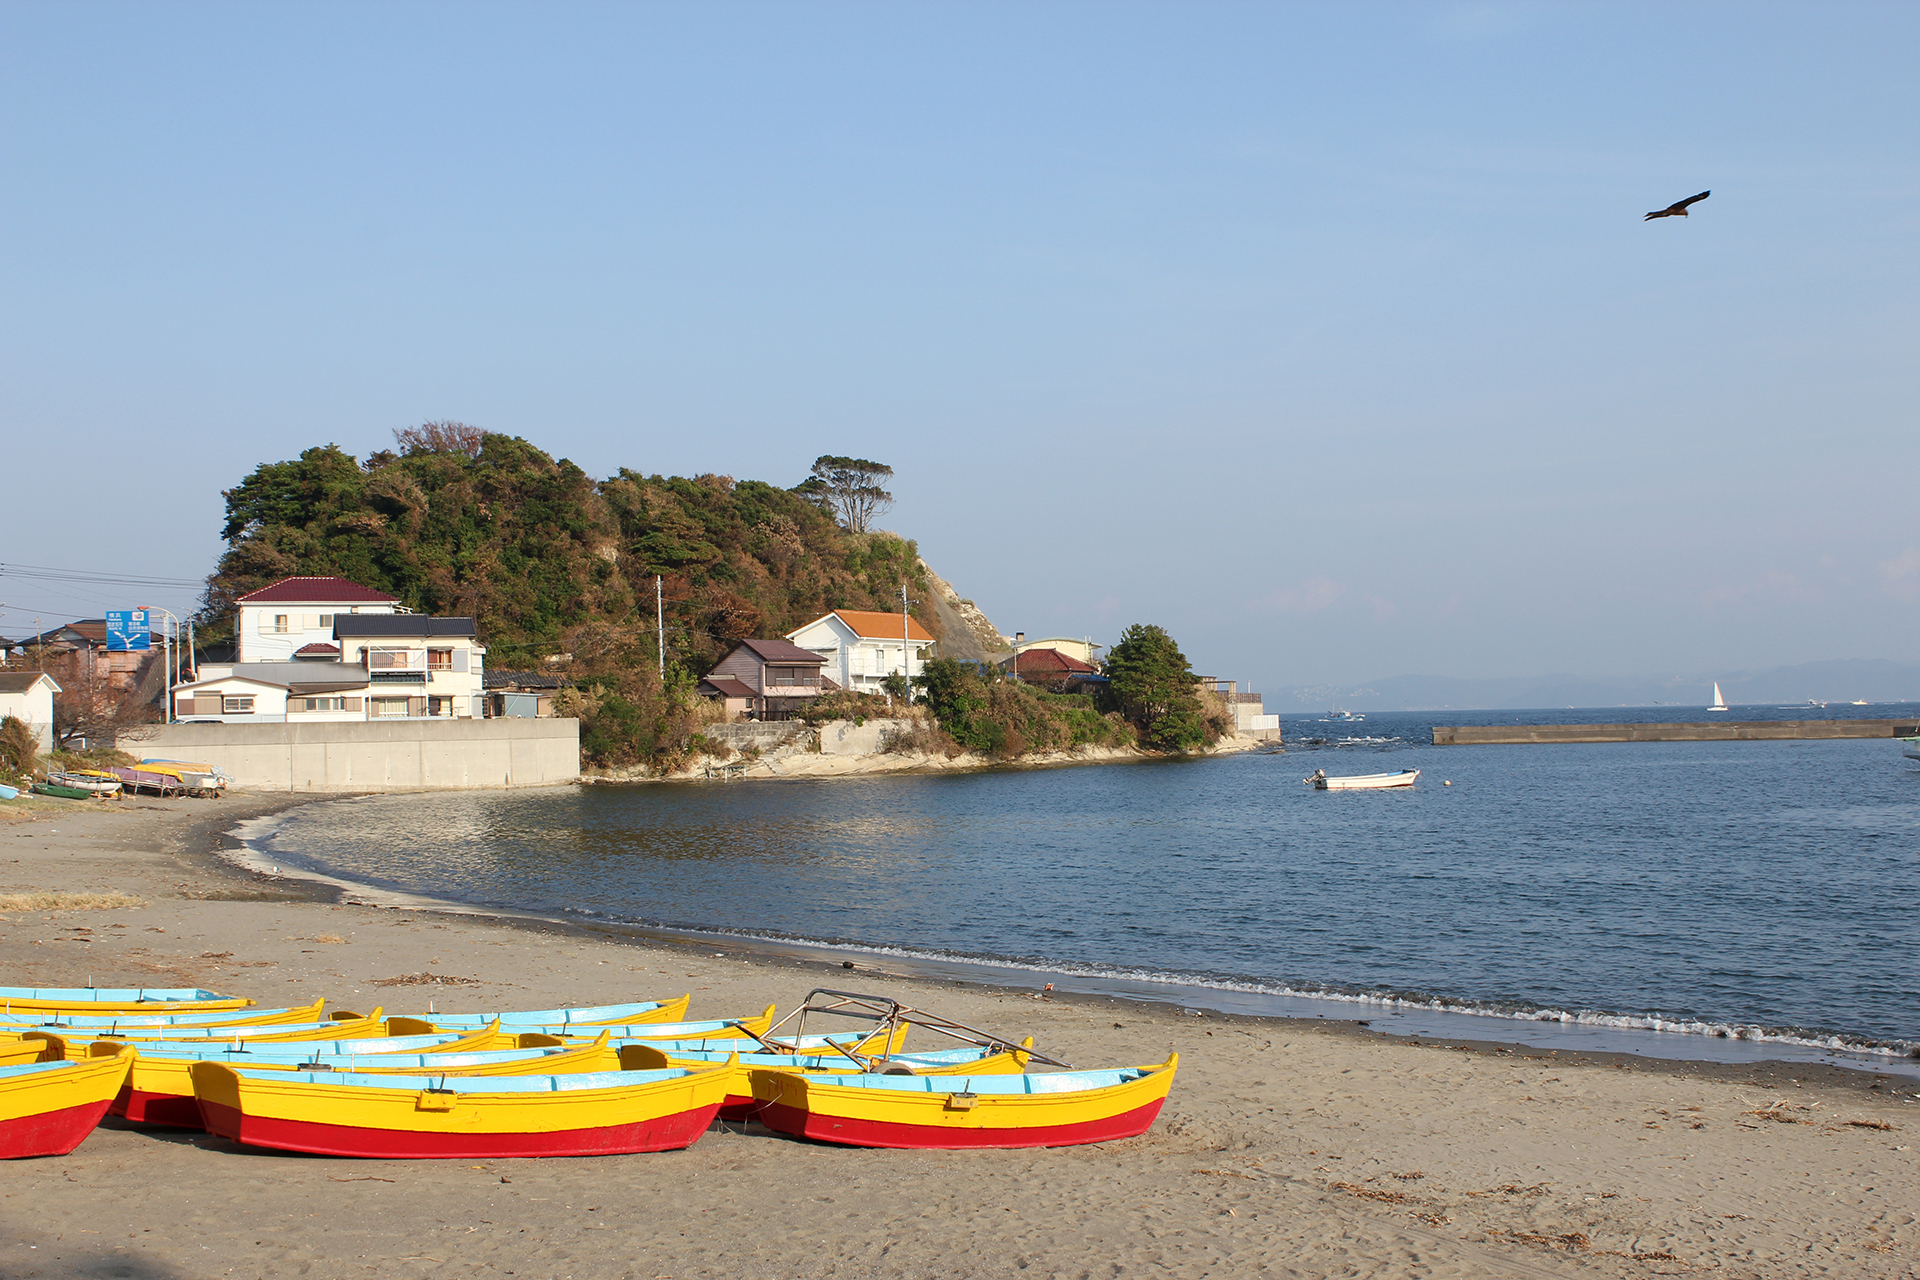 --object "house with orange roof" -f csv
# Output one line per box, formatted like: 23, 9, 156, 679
785, 609, 934, 696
